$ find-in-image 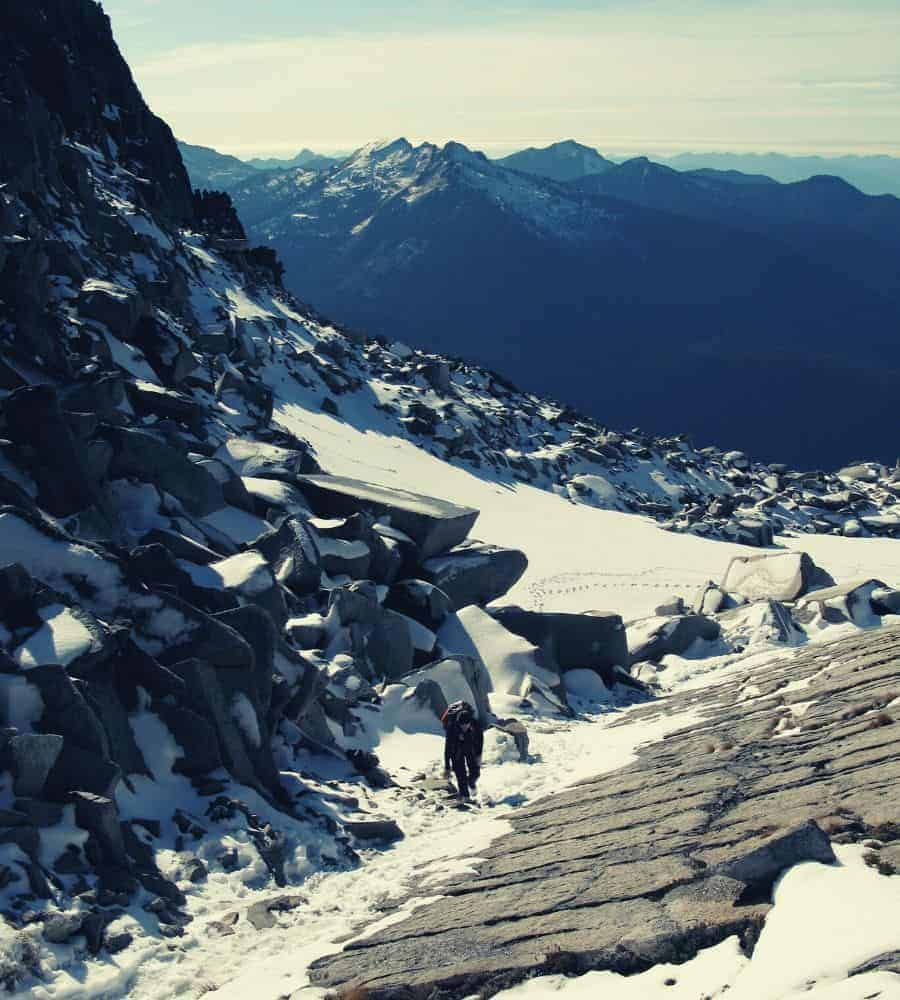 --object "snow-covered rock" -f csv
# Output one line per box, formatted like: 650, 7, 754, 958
721, 551, 834, 603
